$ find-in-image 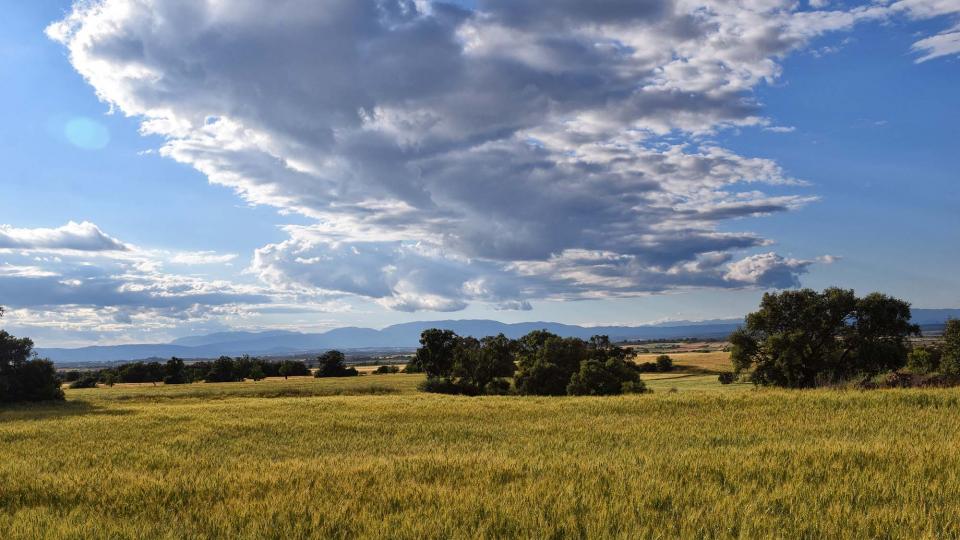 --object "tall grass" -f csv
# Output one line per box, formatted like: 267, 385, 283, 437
2, 374, 959, 538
